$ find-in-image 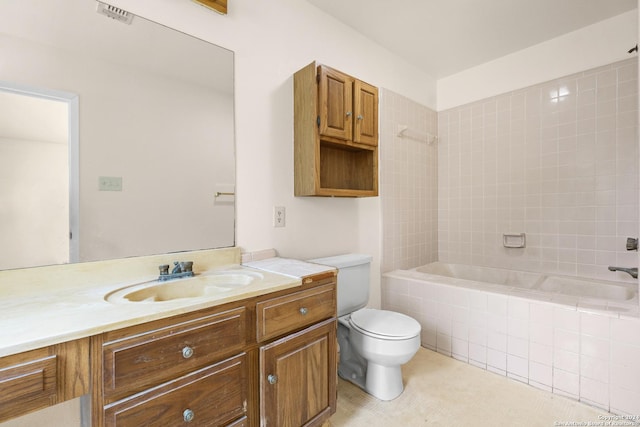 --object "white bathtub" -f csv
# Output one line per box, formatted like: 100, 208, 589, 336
381, 262, 640, 415
413, 262, 638, 306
